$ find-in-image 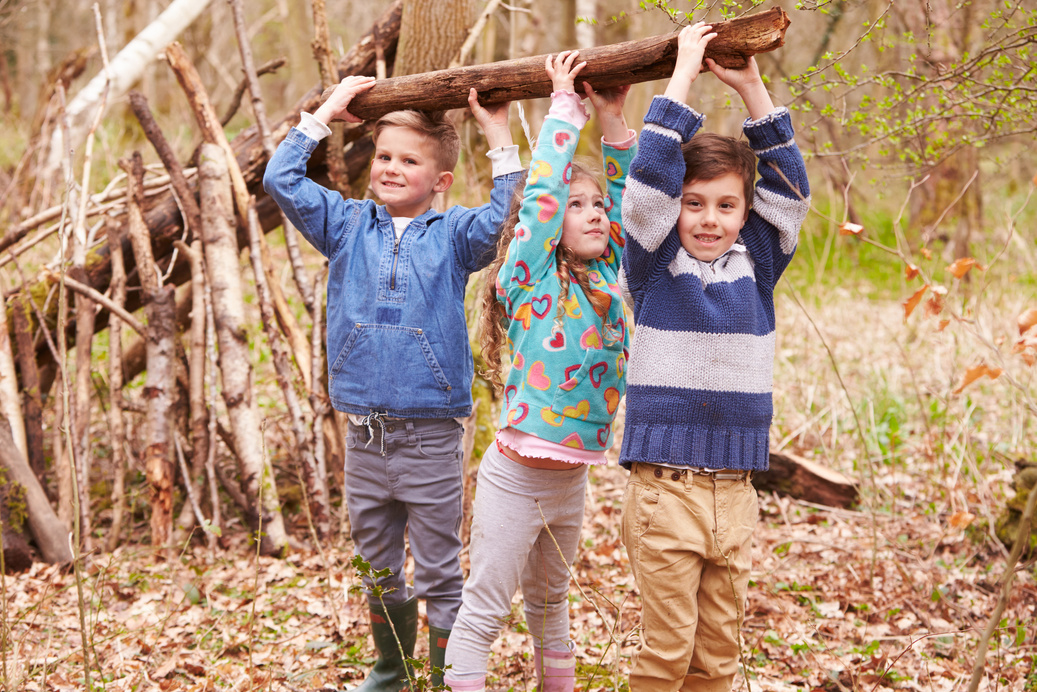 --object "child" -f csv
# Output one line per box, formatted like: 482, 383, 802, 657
443, 51, 635, 692
619, 23, 811, 691
263, 77, 524, 691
